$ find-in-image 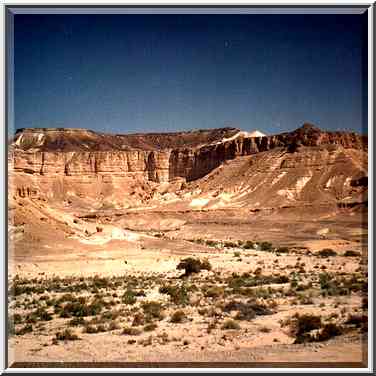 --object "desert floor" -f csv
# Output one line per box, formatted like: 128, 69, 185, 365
8, 208, 368, 368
